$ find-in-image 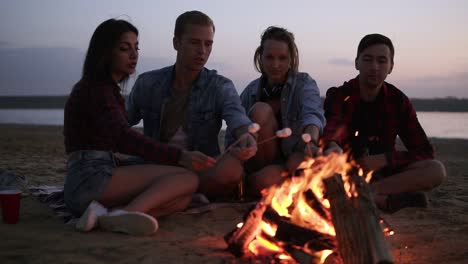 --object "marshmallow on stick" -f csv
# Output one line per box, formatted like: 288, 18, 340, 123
257, 127, 292, 145
248, 123, 260, 134
276, 128, 292, 138
218, 123, 261, 161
